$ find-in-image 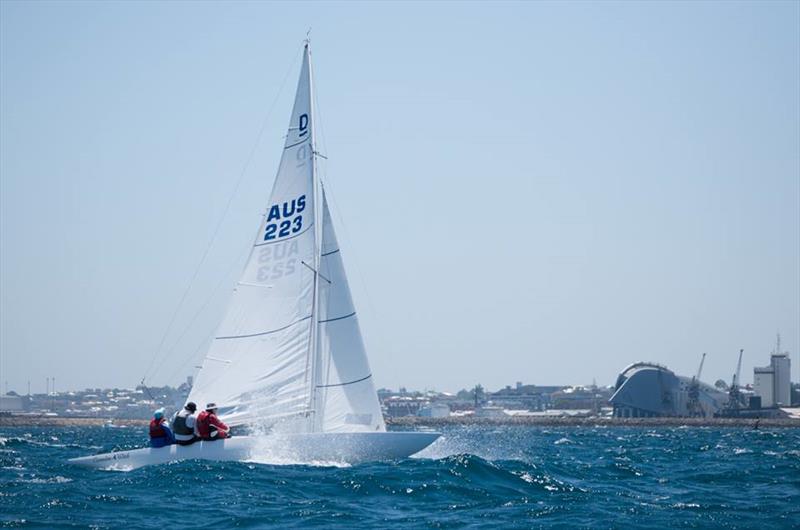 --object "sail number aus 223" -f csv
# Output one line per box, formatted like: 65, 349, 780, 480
263, 194, 306, 241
